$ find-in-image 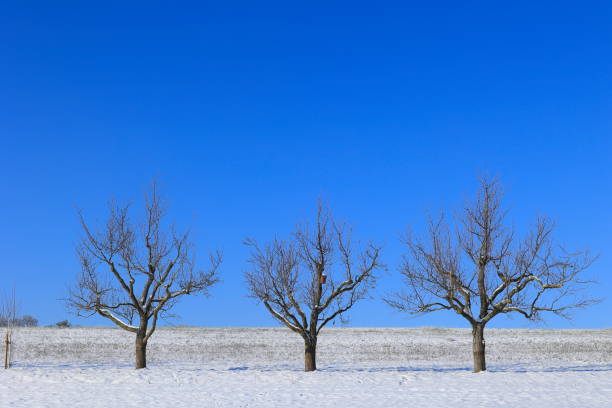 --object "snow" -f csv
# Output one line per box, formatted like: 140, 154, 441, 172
2, 327, 612, 407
